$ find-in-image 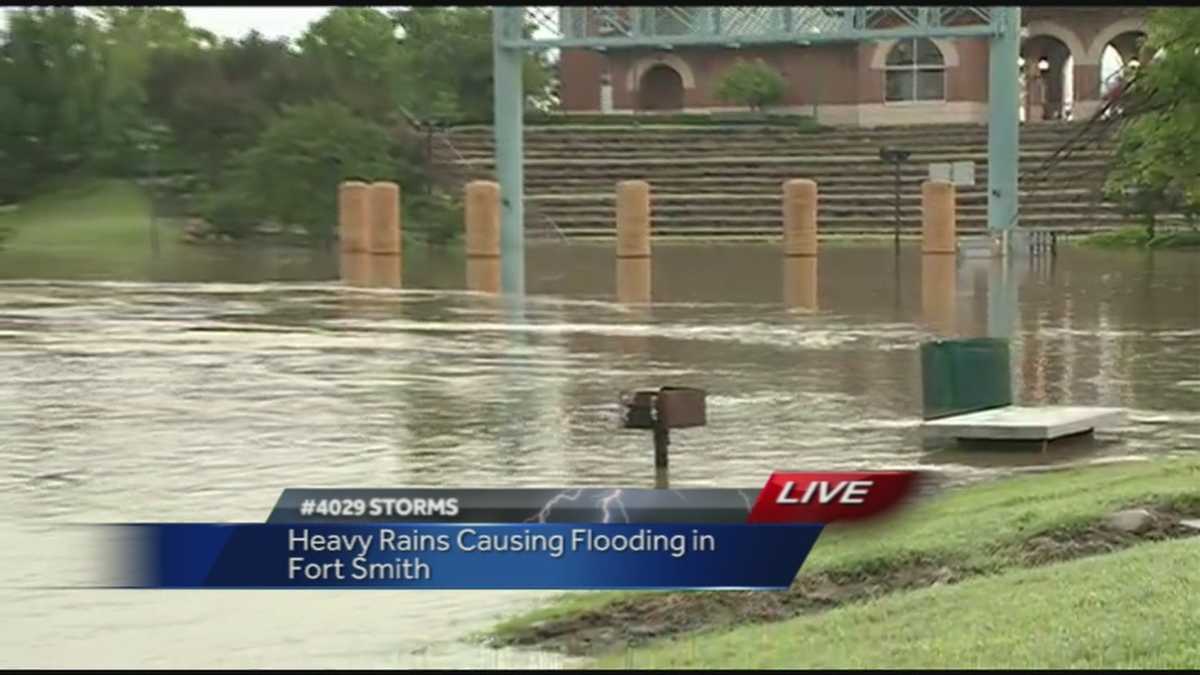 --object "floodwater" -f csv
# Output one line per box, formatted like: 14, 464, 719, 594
1, 239, 1199, 668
